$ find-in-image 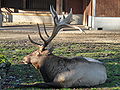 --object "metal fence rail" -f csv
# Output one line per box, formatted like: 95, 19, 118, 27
2, 0, 56, 11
